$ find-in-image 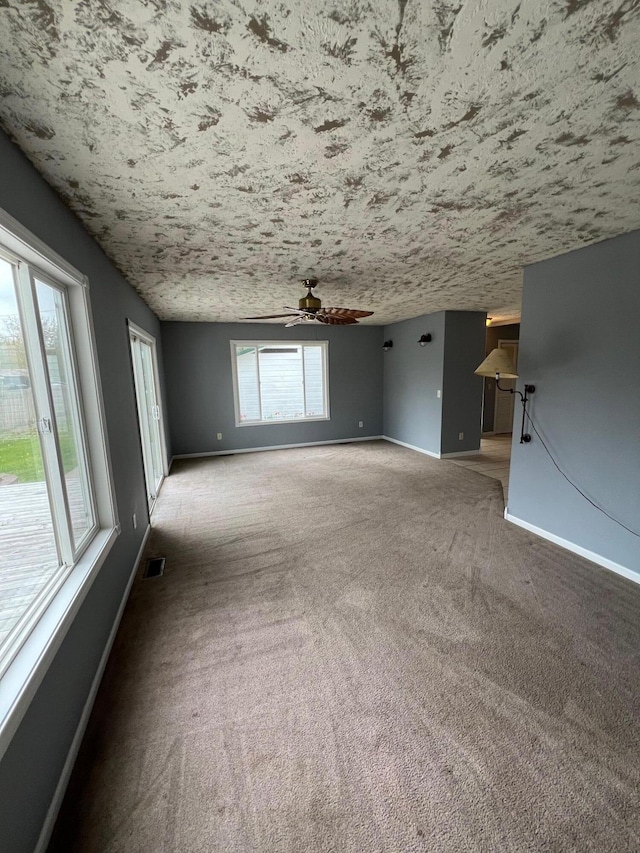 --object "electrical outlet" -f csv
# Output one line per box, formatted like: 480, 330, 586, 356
132, 512, 137, 530
358, 421, 363, 428
437, 389, 441, 398
458, 432, 464, 441
217, 432, 222, 440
